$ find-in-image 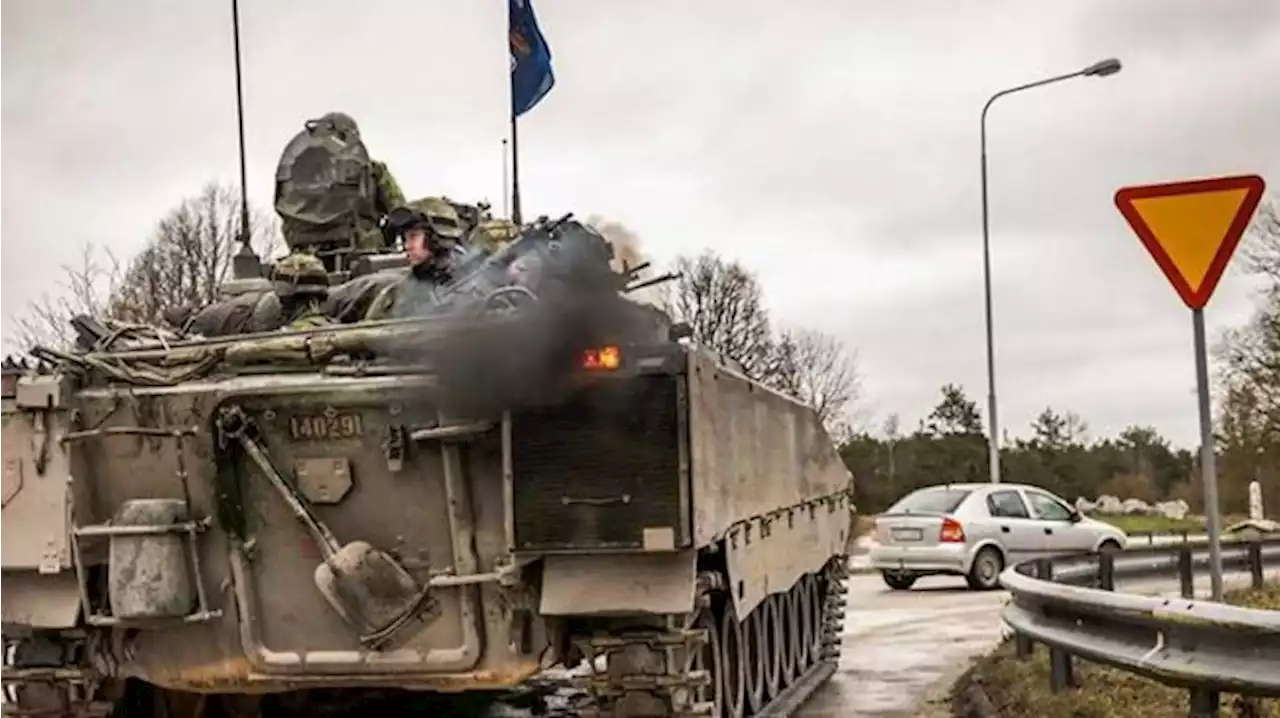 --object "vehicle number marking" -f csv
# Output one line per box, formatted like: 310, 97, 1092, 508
289, 412, 364, 441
